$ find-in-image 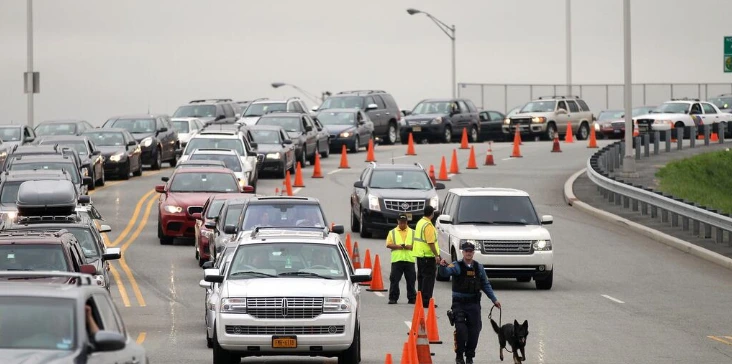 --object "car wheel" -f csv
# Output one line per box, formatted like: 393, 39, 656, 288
350, 210, 360, 232
469, 126, 479, 143
350, 137, 360, 153
545, 122, 558, 140
158, 218, 173, 245
97, 168, 105, 186
309, 145, 318, 165
133, 158, 143, 176
577, 122, 590, 141
443, 126, 452, 143
88, 170, 96, 191
299, 148, 307, 168
337, 321, 359, 364
152, 148, 162, 170
320, 142, 330, 158
385, 122, 397, 145
212, 330, 238, 364
122, 161, 130, 180
535, 270, 553, 290
359, 212, 371, 238
169, 149, 178, 167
